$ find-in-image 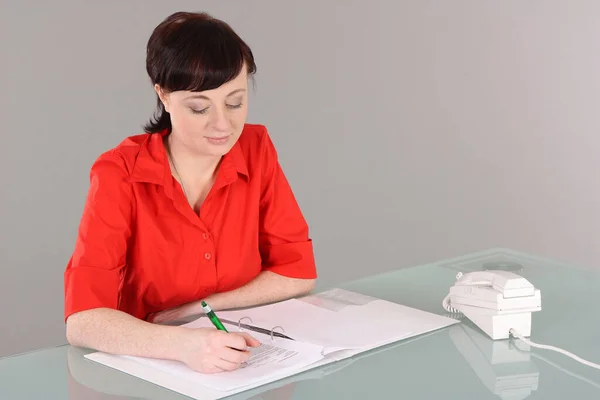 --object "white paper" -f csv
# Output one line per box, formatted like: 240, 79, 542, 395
82, 326, 451, 400
218, 292, 419, 353
83, 288, 460, 399
298, 287, 377, 311
123, 318, 324, 392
